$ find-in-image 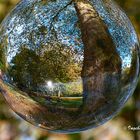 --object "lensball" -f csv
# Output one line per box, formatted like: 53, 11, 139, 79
0, 0, 139, 133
